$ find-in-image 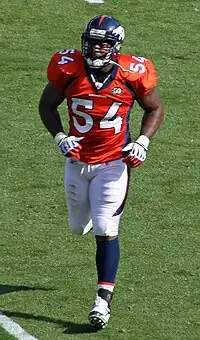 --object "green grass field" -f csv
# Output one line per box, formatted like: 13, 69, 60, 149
0, 0, 200, 339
